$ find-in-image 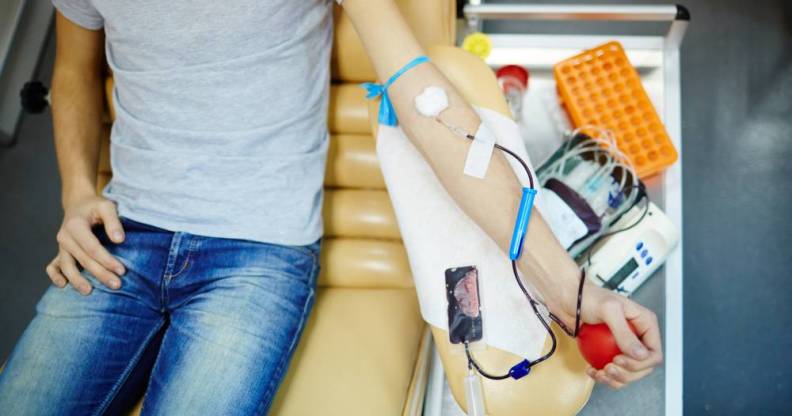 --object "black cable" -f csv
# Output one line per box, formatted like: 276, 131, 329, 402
490, 135, 586, 338
464, 262, 586, 380
548, 268, 586, 338
585, 182, 649, 269
459, 135, 587, 380
510, 260, 558, 367
602, 183, 648, 238
464, 342, 510, 380
494, 143, 535, 189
